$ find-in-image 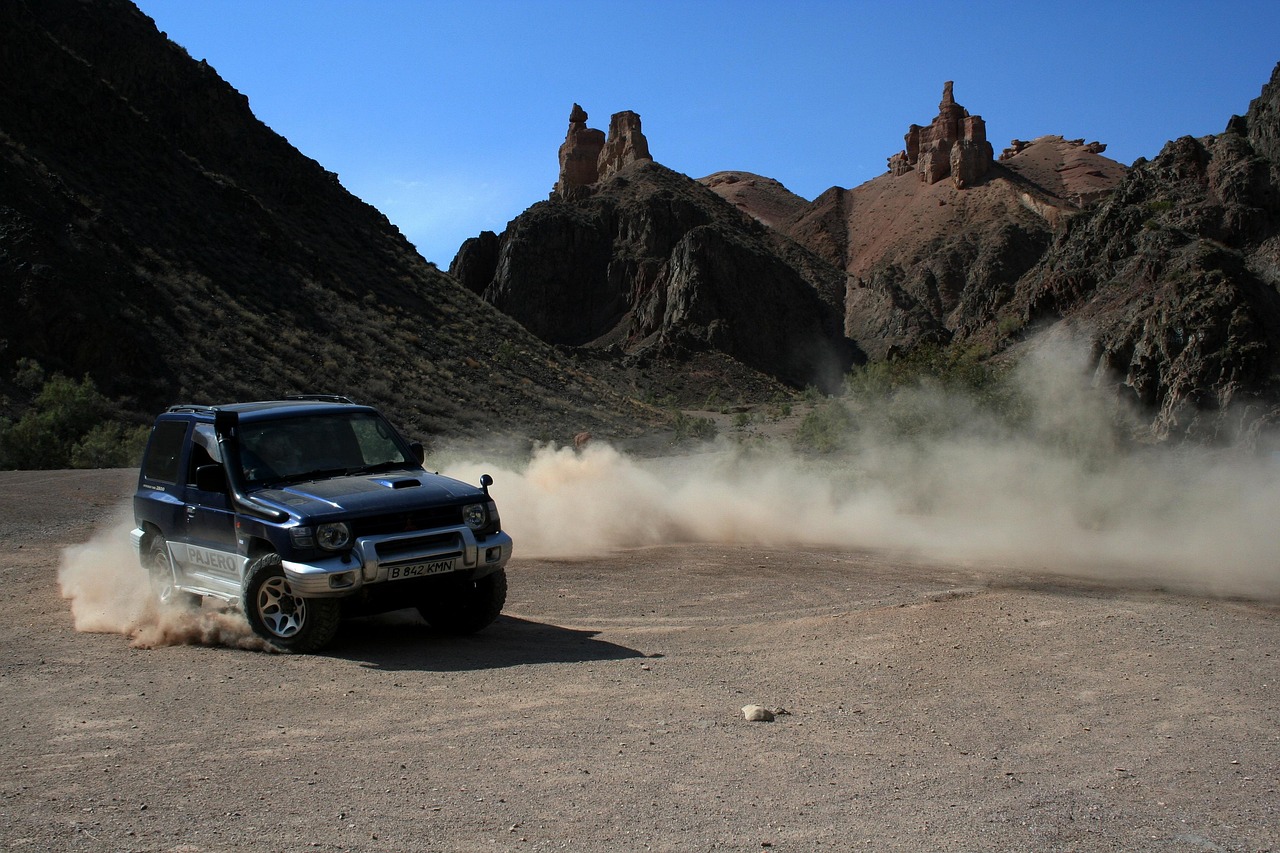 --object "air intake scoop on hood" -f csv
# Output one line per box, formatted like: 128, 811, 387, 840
384, 478, 422, 489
